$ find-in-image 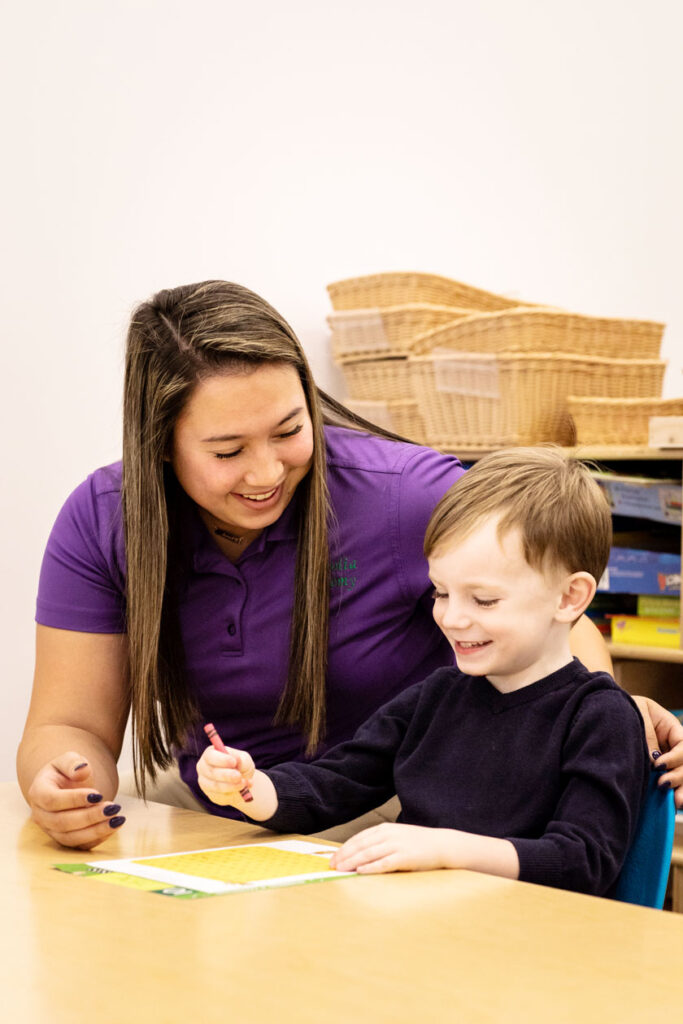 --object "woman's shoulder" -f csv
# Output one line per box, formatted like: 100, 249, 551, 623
60, 461, 123, 517
49, 461, 124, 554
324, 424, 462, 478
